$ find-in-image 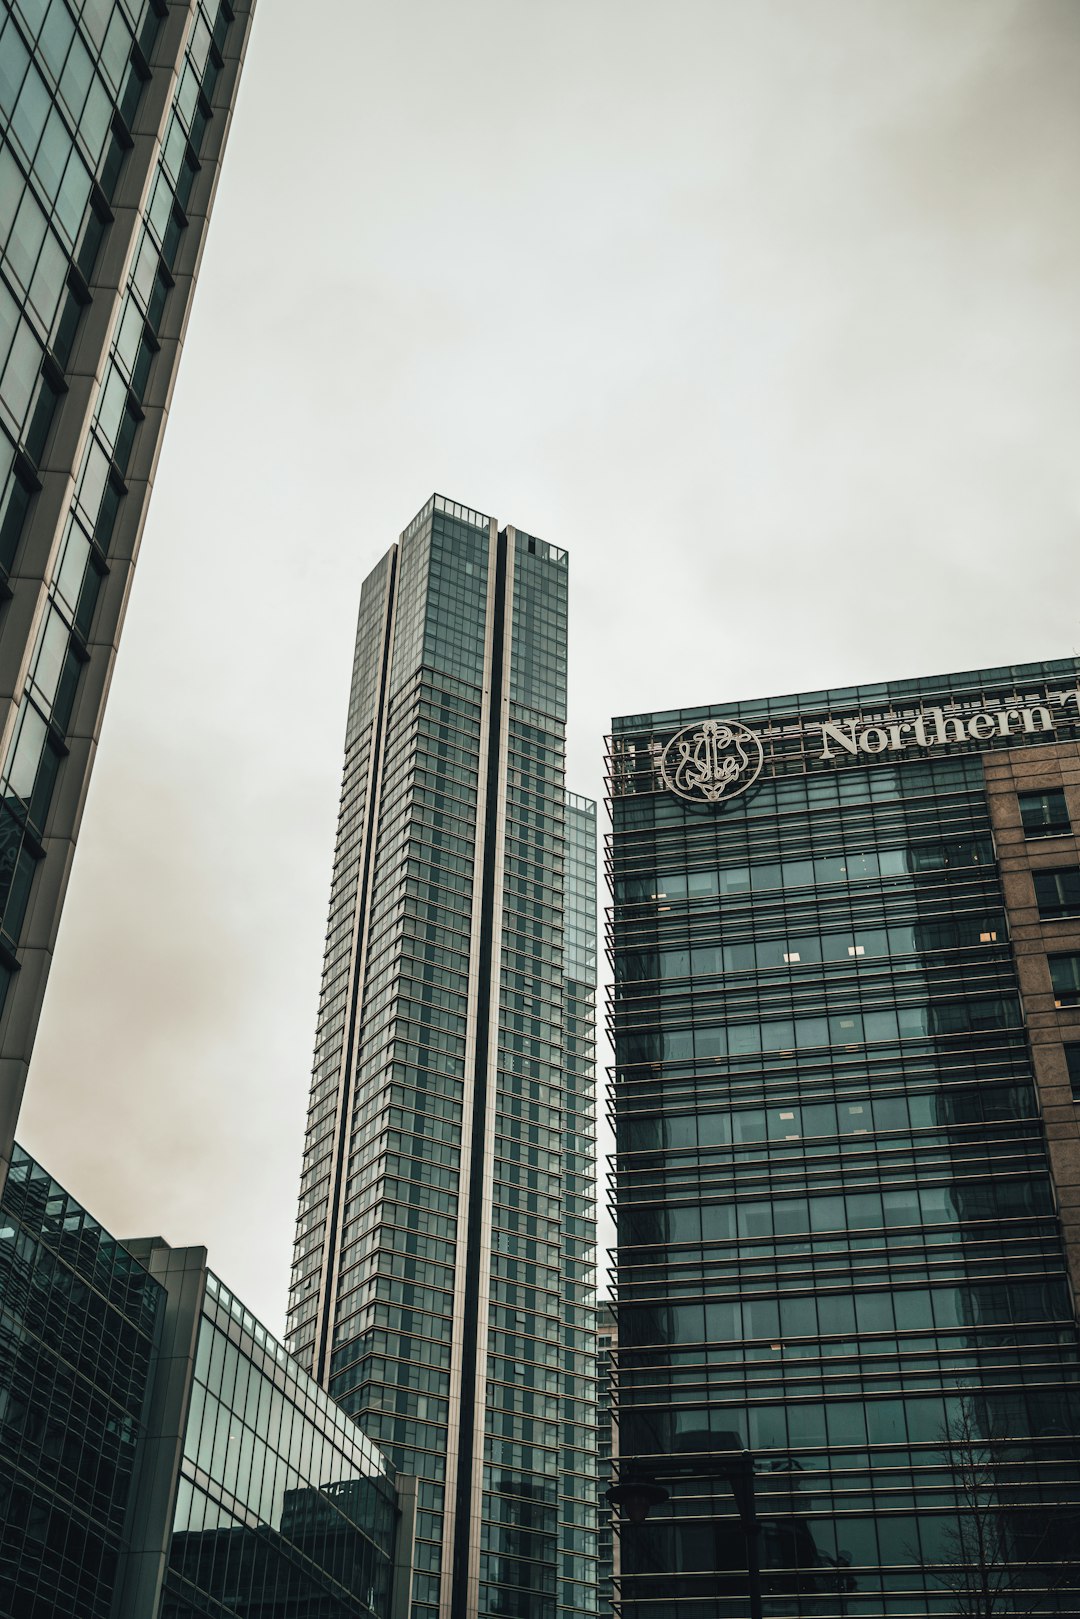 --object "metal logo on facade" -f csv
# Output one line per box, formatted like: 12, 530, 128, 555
660, 718, 764, 805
